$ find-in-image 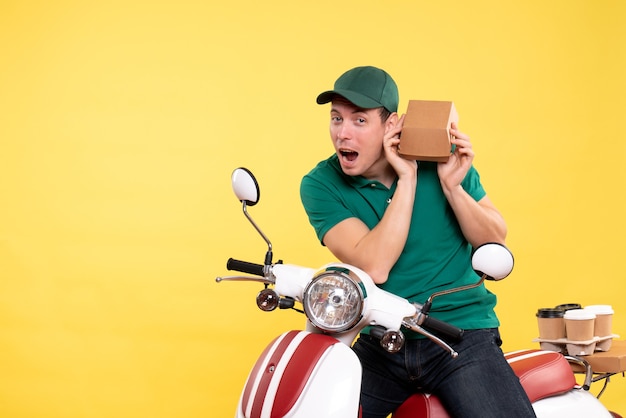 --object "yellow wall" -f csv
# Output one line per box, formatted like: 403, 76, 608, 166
1, 0, 625, 416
